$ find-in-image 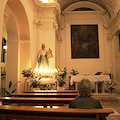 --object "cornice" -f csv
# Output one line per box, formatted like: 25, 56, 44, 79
34, 0, 61, 14
104, 7, 120, 28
